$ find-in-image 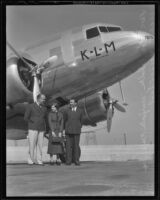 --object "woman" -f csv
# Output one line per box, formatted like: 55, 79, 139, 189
47, 103, 64, 165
